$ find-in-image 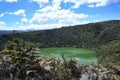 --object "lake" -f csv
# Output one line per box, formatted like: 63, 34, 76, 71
40, 47, 97, 65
